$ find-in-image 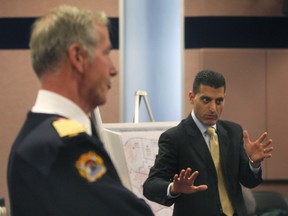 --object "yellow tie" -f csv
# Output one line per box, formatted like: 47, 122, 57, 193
207, 127, 234, 216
